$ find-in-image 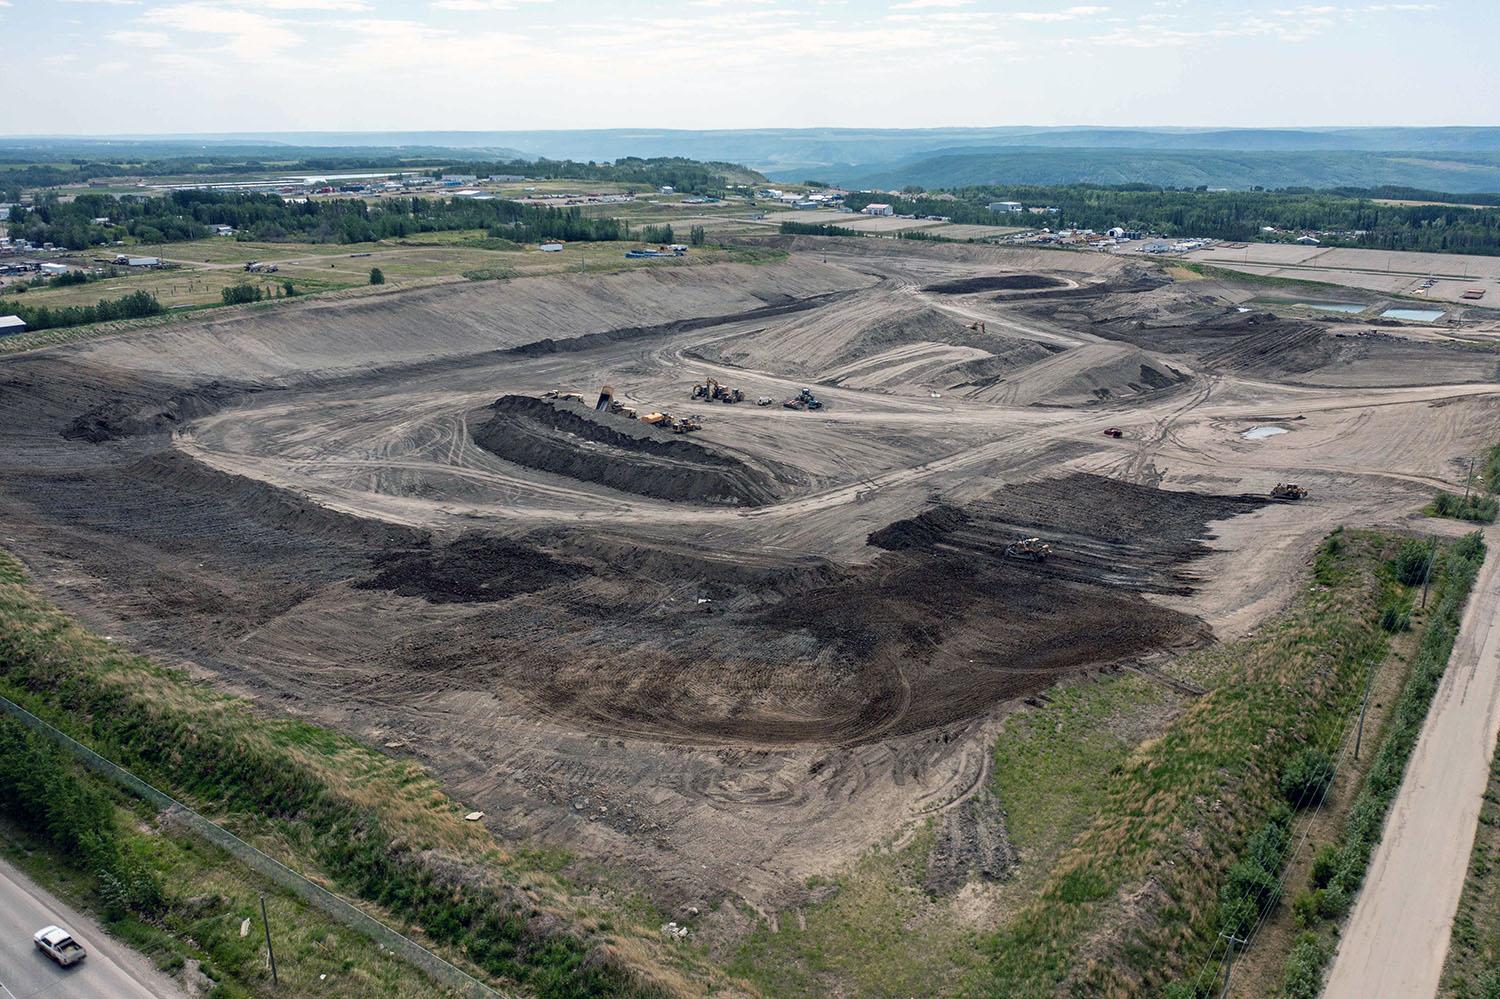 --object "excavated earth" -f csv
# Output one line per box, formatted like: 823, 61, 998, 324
2, 239, 1499, 942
